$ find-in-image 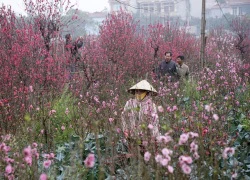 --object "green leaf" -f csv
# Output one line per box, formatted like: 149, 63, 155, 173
56, 152, 65, 161
237, 124, 243, 132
